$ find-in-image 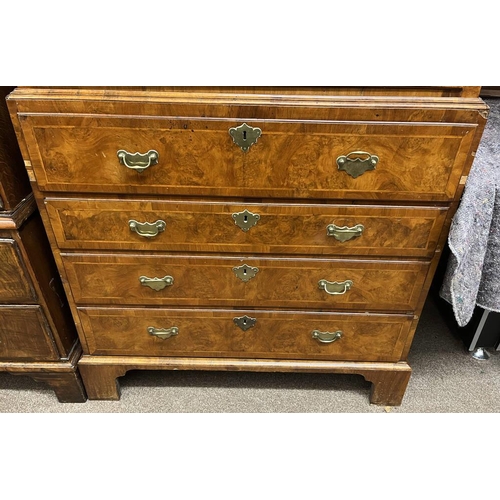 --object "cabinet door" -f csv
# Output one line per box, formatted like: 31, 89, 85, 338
0, 238, 37, 303
0, 306, 59, 361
